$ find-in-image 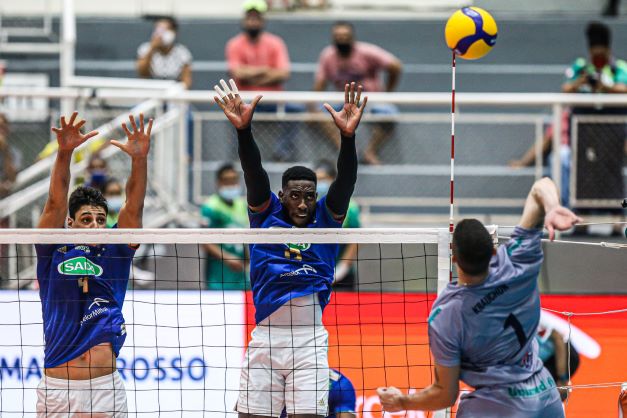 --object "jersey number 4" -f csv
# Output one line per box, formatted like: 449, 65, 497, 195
503, 313, 528, 349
